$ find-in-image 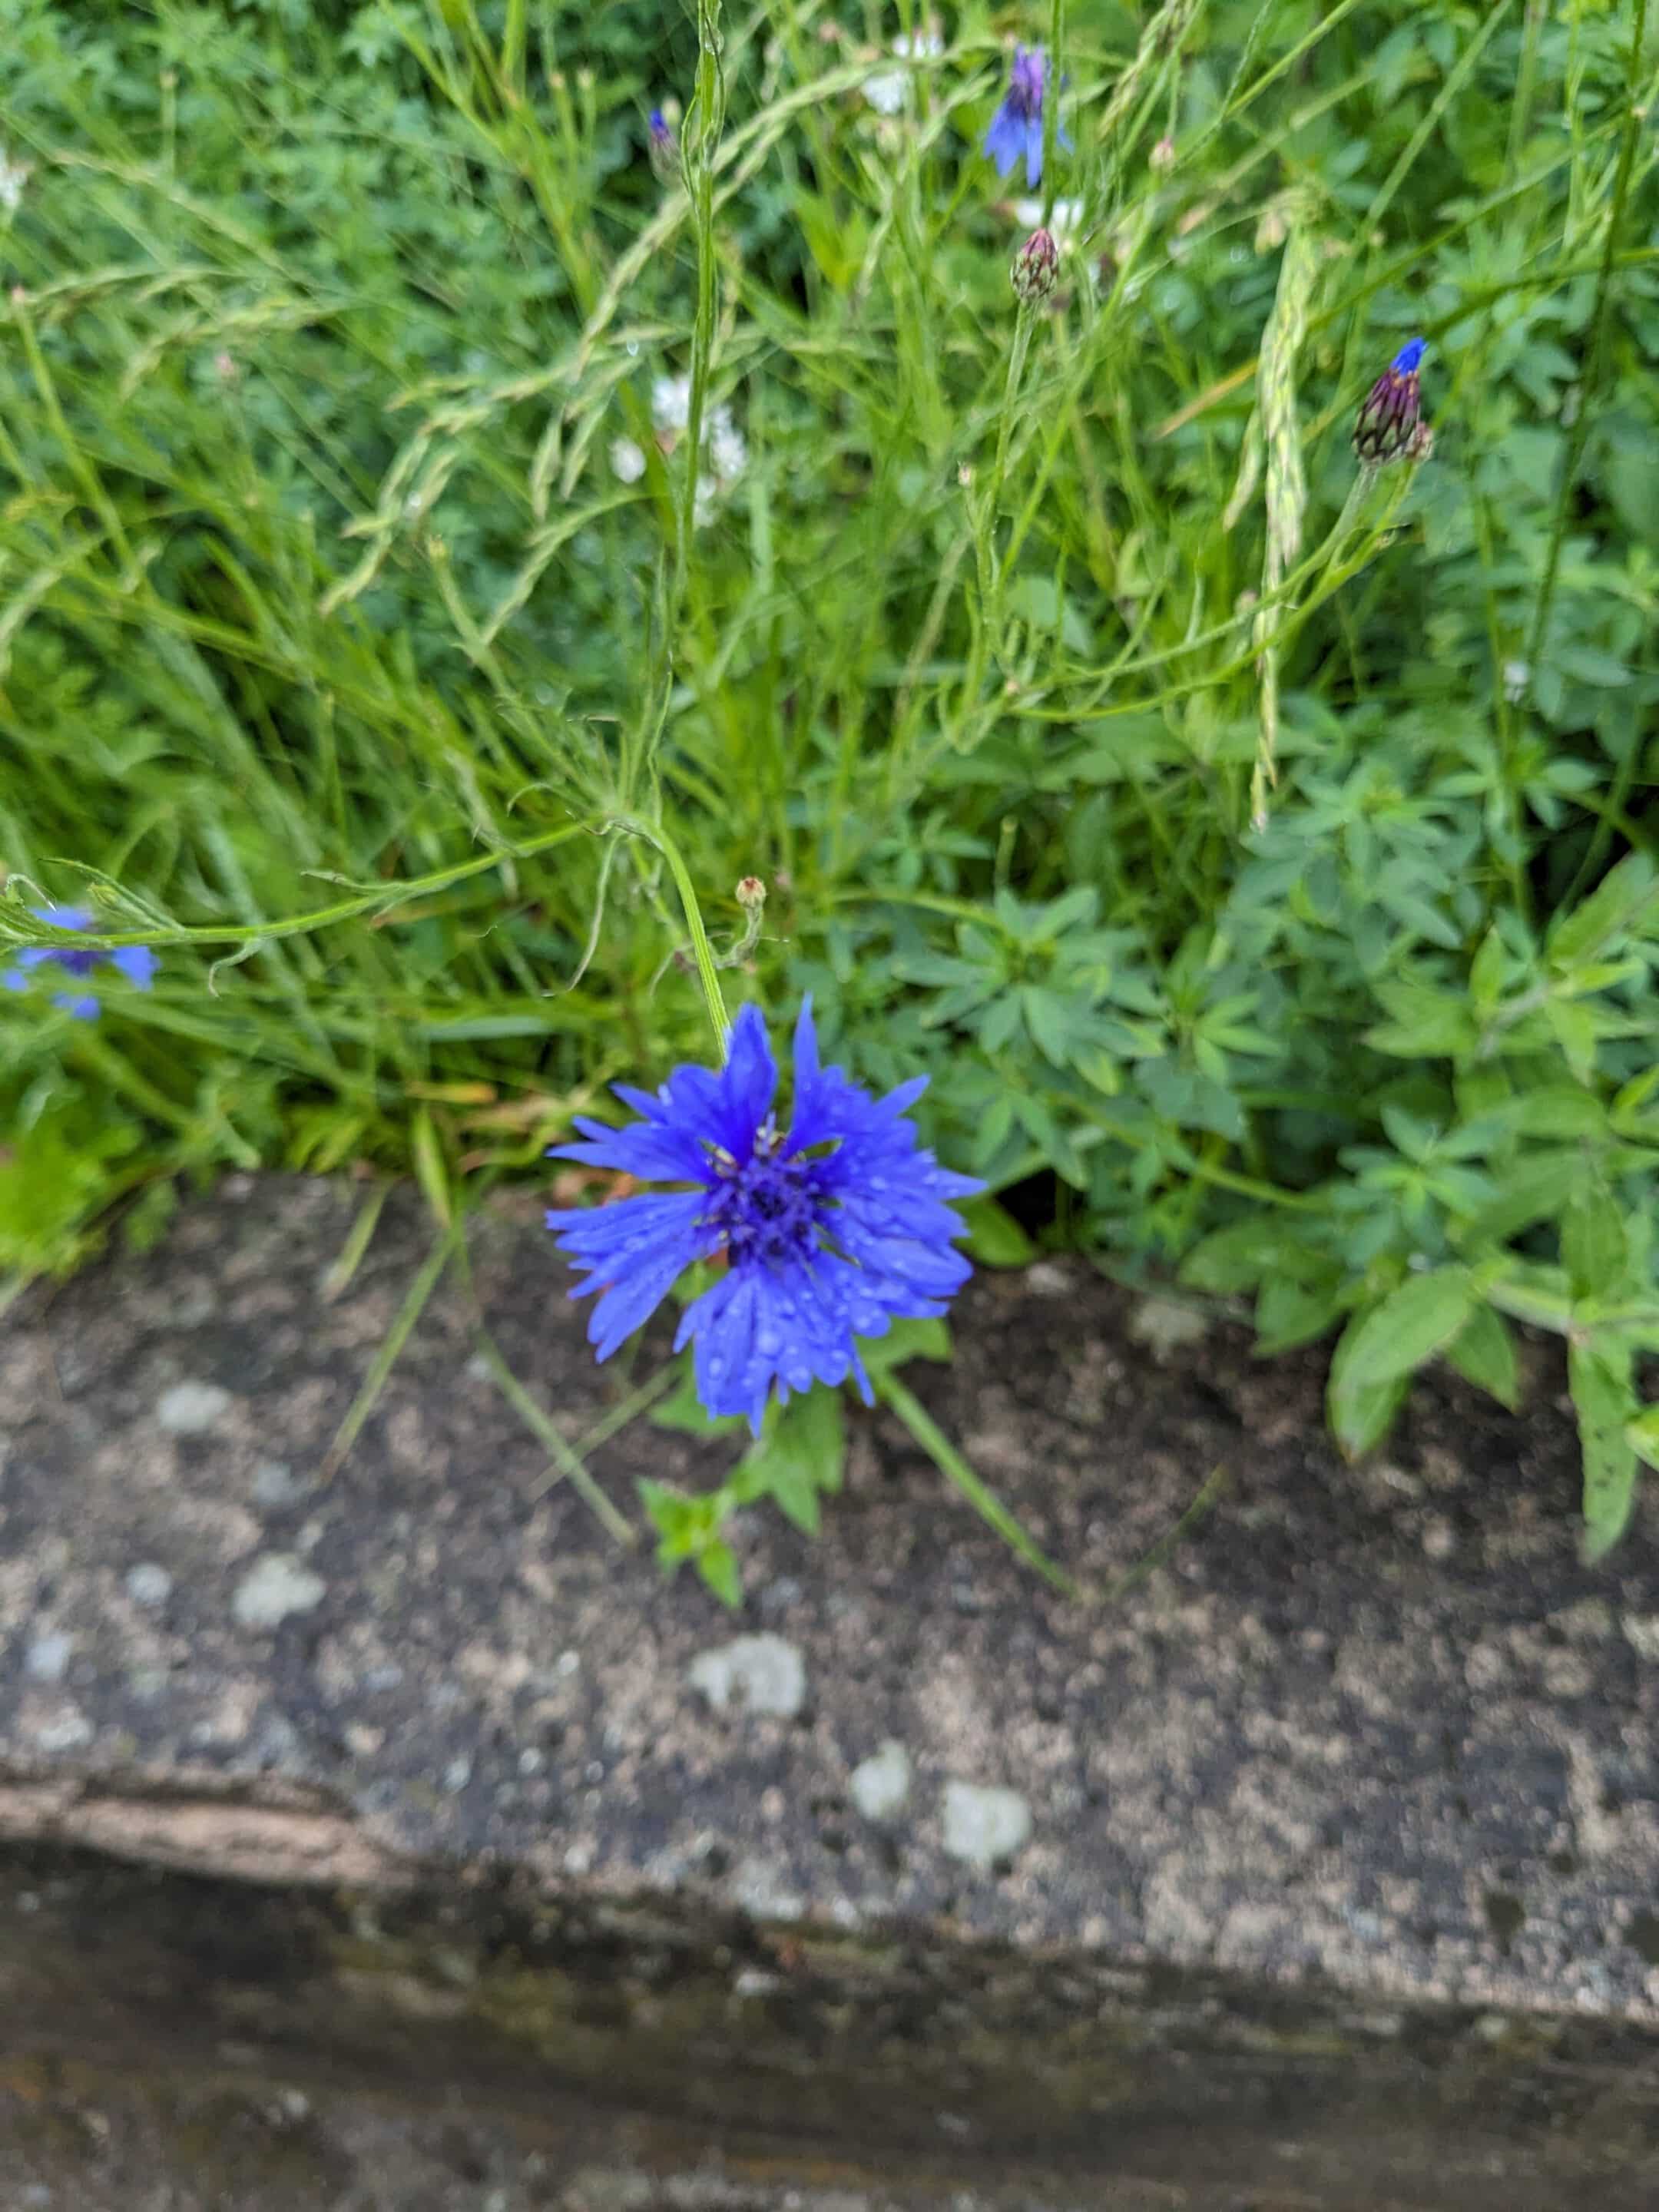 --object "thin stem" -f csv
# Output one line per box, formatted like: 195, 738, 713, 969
617, 813, 730, 1056
1525, 0, 1649, 676
879, 1373, 1076, 1596
1041, 0, 1065, 225
674, 0, 726, 622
